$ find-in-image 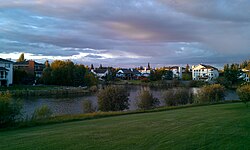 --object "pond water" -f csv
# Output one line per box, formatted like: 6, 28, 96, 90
20, 85, 239, 117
